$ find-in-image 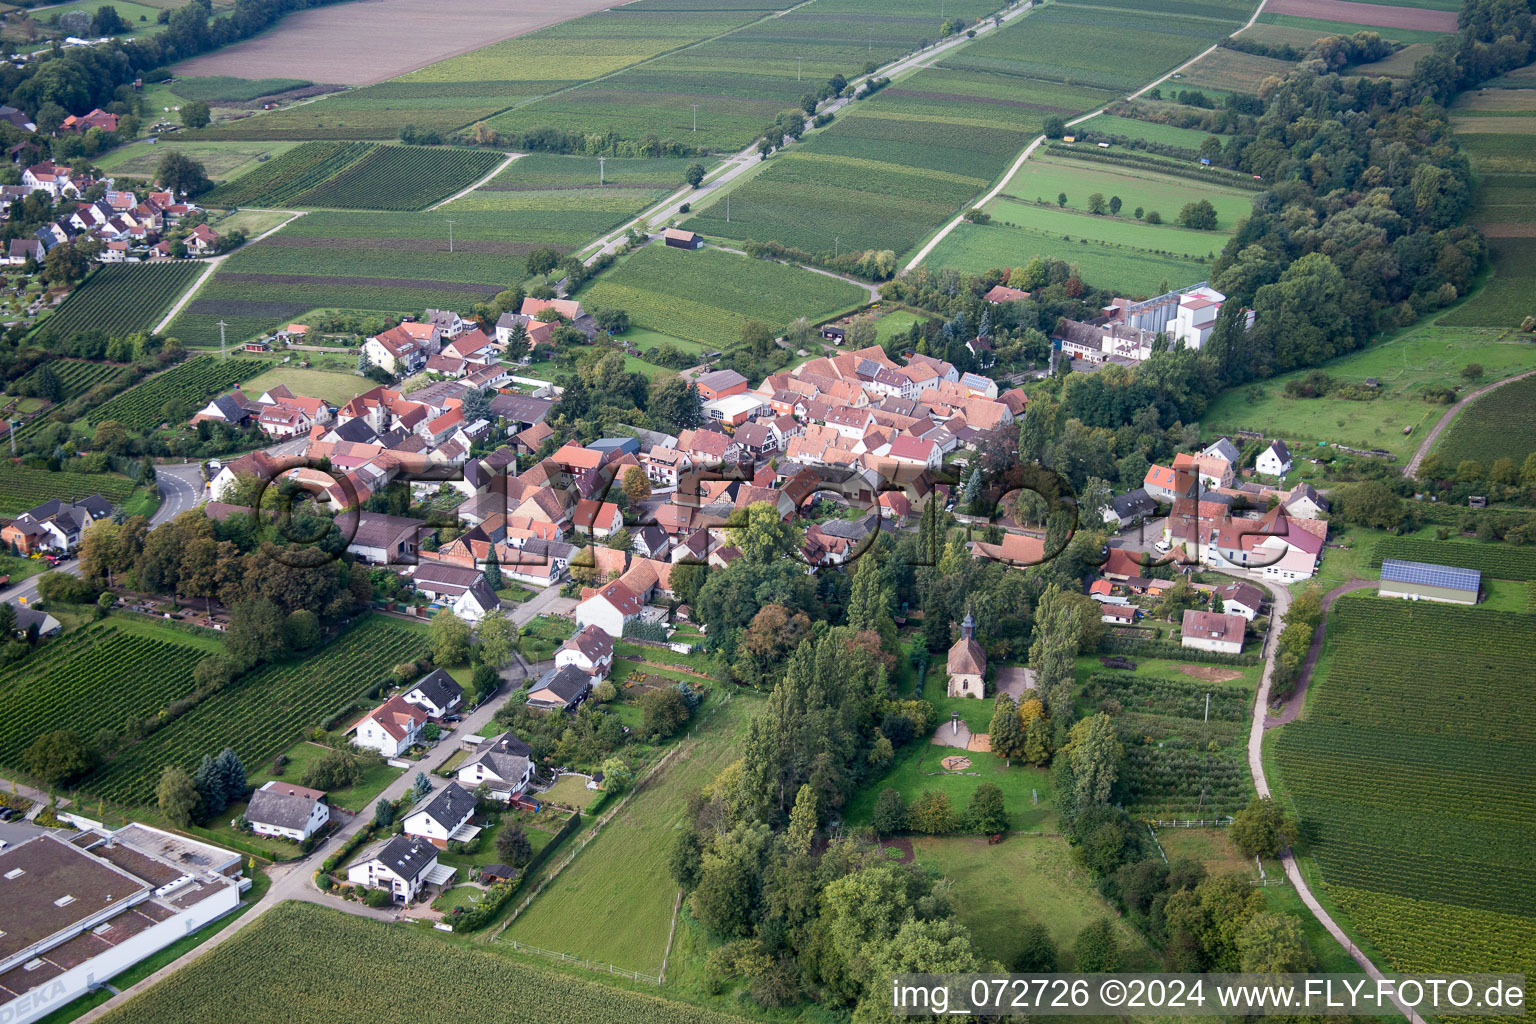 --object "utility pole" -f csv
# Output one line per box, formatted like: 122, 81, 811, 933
691, 104, 698, 131
834, 235, 839, 257
7, 420, 14, 457
1204, 692, 1210, 723
217, 320, 227, 361
446, 219, 455, 253
598, 156, 605, 186
796, 56, 802, 81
